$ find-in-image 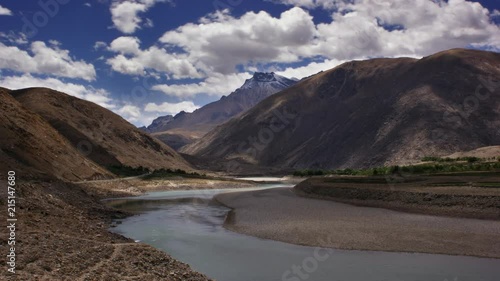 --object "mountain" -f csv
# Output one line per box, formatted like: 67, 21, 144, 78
1, 87, 192, 181
144, 115, 174, 132
145, 72, 297, 149
182, 49, 500, 171
0, 87, 112, 181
